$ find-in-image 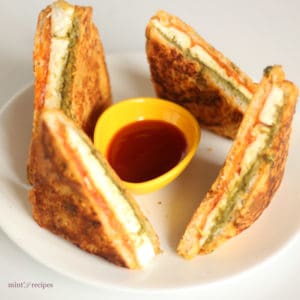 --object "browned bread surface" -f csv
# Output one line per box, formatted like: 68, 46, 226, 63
177, 66, 298, 258
30, 109, 160, 269
146, 10, 256, 139
28, 1, 111, 183
65, 5, 111, 137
